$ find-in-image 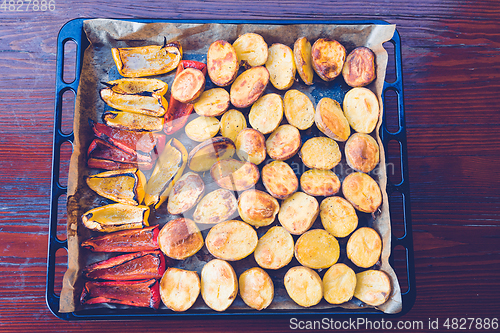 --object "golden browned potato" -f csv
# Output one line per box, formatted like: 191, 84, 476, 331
220, 109, 247, 142
238, 189, 279, 227
342, 172, 382, 213
345, 133, 380, 173
265, 43, 296, 90
346, 227, 382, 268
342, 46, 376, 87
160, 267, 200, 312
193, 88, 230, 117
261, 160, 298, 200
187, 136, 235, 172
171, 67, 206, 103
322, 263, 356, 305
343, 87, 380, 134
239, 267, 274, 310
184, 116, 220, 142
295, 229, 340, 269
354, 270, 392, 306
284, 266, 323, 307
167, 172, 205, 215
201, 259, 238, 311
293, 37, 314, 85
266, 125, 301, 161
278, 192, 319, 235
193, 189, 238, 224
254, 226, 294, 270
207, 40, 239, 87
230, 66, 269, 108
103, 111, 164, 132
210, 158, 260, 191
311, 38, 346, 81
233, 33, 268, 67
283, 89, 315, 130
235, 128, 267, 165
249, 93, 283, 135
315, 97, 350, 142
158, 218, 204, 260
300, 137, 341, 170
300, 169, 341, 197
205, 220, 258, 261
320, 196, 358, 238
